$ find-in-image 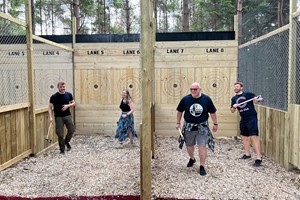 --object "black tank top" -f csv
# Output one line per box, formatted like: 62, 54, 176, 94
119, 100, 130, 112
